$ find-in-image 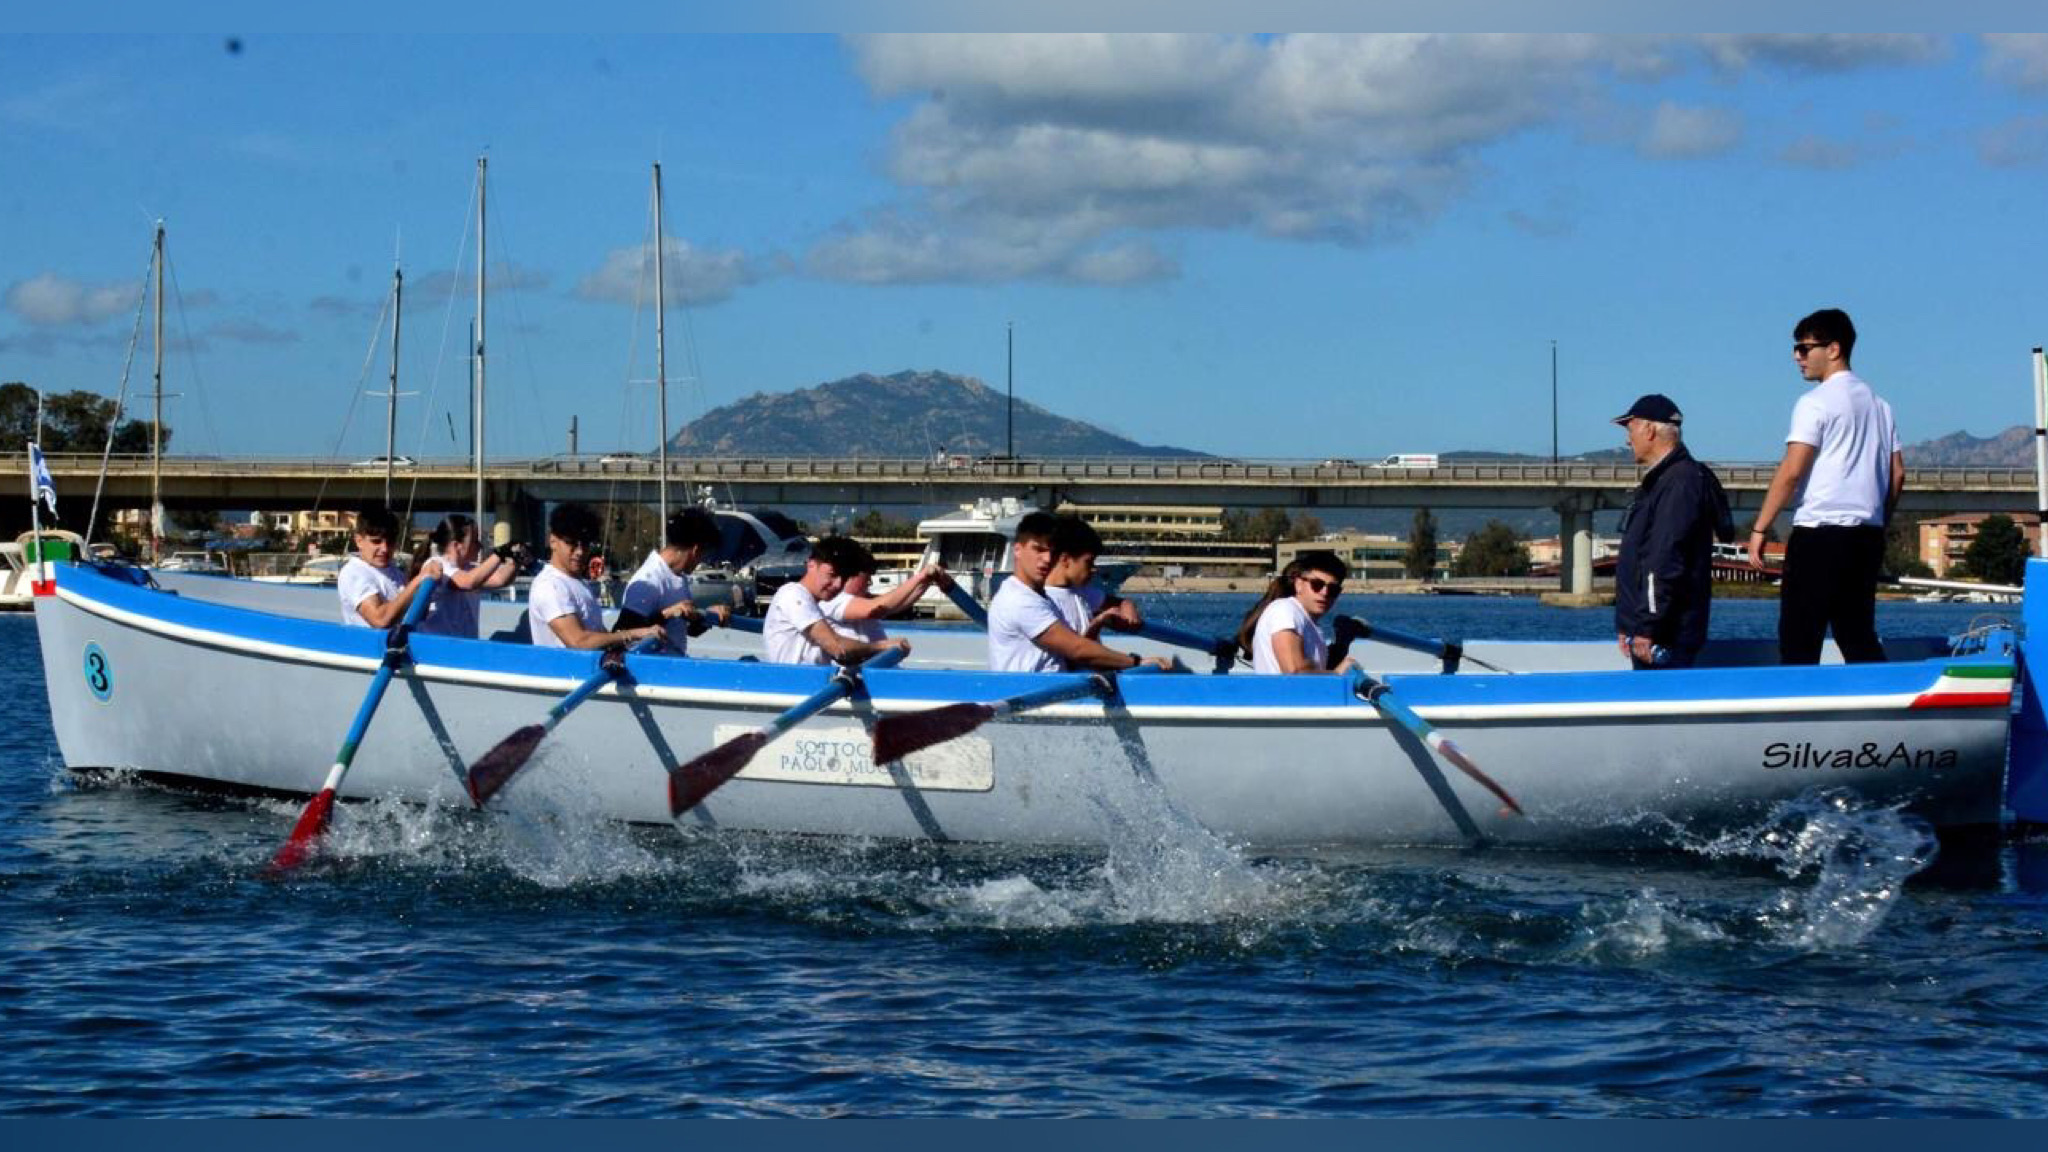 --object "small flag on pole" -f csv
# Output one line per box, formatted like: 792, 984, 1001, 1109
26, 441, 59, 596
27, 442, 58, 518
